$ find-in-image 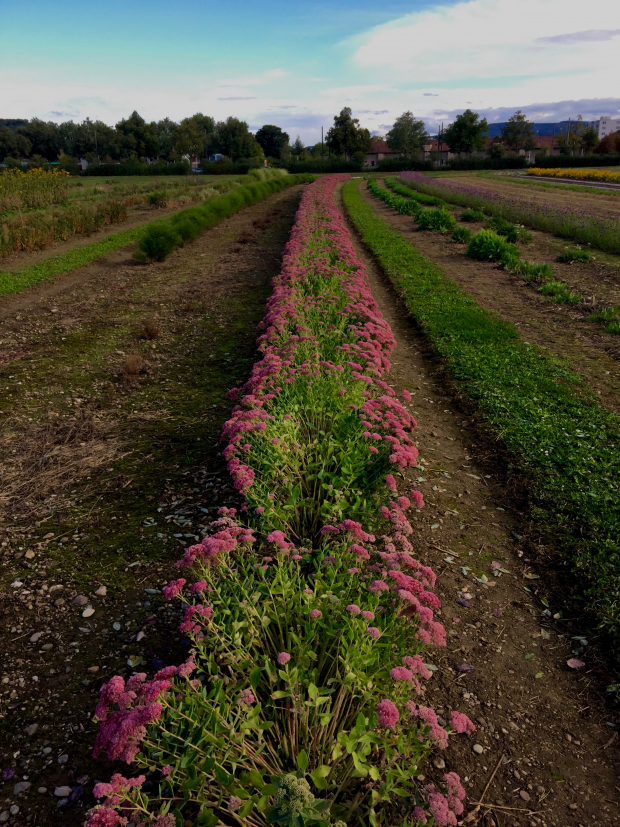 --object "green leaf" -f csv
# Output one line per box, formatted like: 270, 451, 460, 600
248, 769, 264, 788
250, 666, 262, 690
369, 766, 381, 781
297, 749, 309, 772
238, 800, 254, 818
310, 765, 331, 790
307, 683, 319, 701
